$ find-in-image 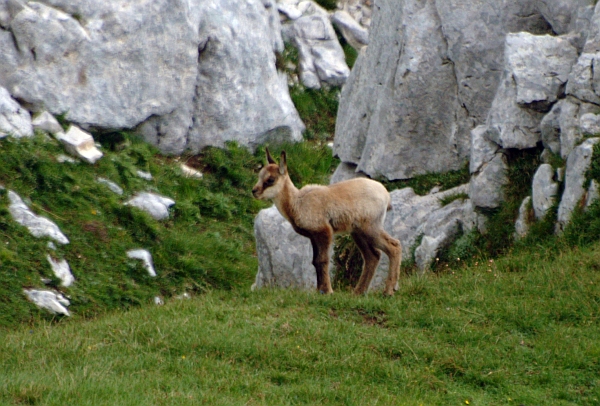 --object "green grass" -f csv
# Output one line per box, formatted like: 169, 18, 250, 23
1, 241, 599, 405
0, 133, 337, 328
381, 163, 471, 195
